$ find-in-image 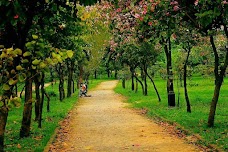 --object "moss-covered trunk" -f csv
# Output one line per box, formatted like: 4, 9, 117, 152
20, 77, 33, 138
0, 91, 11, 152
